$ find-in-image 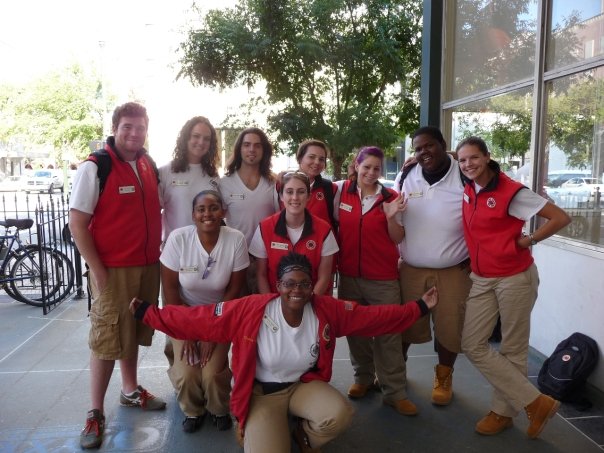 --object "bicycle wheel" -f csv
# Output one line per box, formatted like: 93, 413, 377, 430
9, 247, 75, 307
1, 247, 36, 302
